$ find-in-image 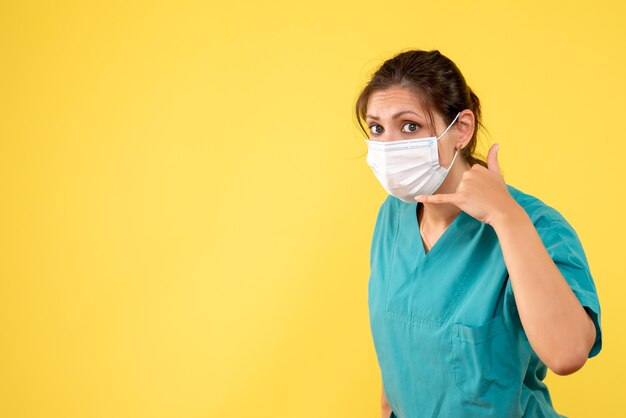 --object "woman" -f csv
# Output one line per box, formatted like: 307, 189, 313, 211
356, 50, 602, 418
